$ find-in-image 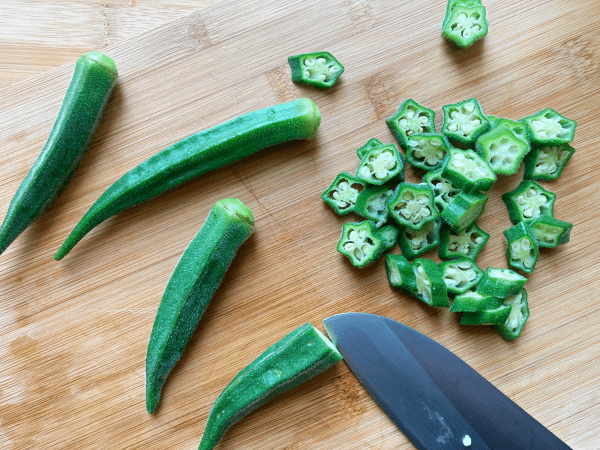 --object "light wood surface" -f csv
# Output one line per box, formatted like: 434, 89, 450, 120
1, 1, 599, 449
